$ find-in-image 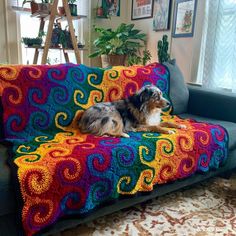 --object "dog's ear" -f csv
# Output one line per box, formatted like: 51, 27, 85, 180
129, 94, 142, 110
140, 88, 153, 103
